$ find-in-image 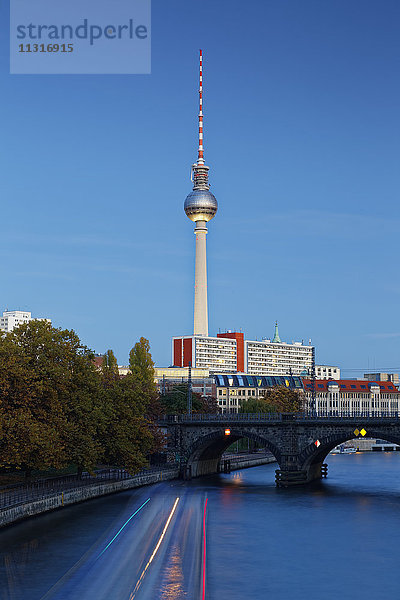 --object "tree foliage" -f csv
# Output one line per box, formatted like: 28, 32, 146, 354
0, 321, 102, 474
0, 325, 161, 476
264, 386, 303, 412
129, 337, 157, 406
160, 384, 219, 414
99, 376, 155, 473
239, 386, 302, 414
101, 349, 119, 387
100, 337, 163, 472
239, 397, 276, 413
